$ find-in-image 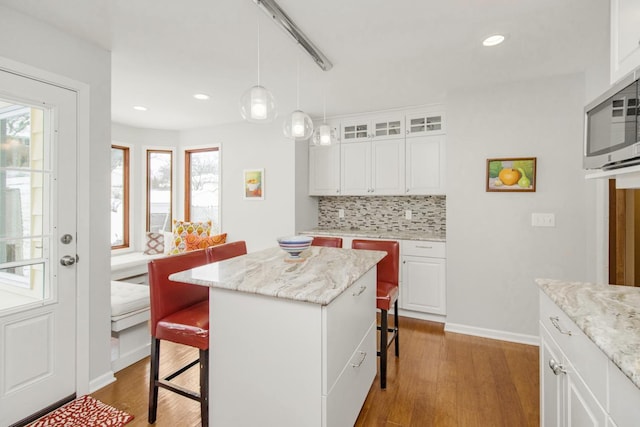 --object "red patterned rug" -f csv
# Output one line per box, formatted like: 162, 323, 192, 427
27, 395, 134, 427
